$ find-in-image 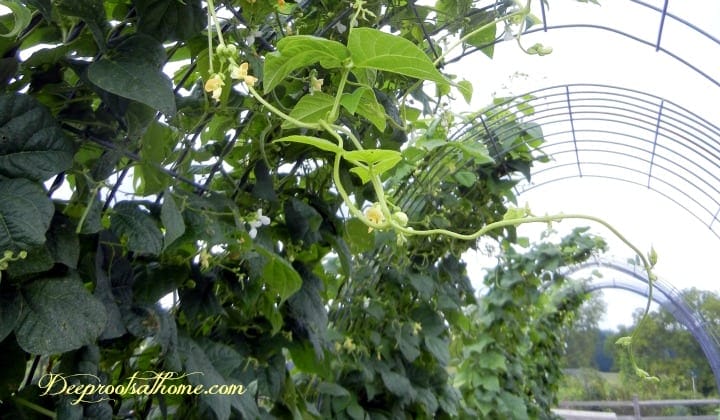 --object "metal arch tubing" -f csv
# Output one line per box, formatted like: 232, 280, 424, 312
567, 258, 720, 393
451, 1, 720, 90
452, 83, 720, 234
